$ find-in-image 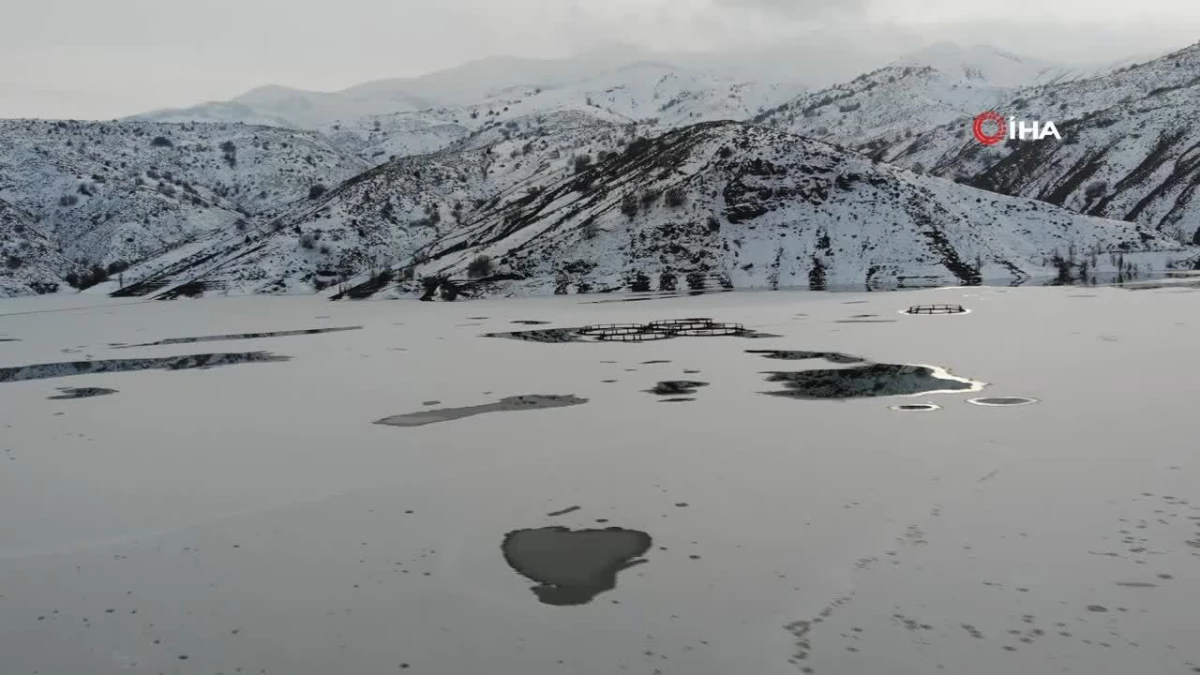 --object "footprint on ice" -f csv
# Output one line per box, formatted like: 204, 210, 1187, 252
374, 395, 588, 427
502, 527, 652, 606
